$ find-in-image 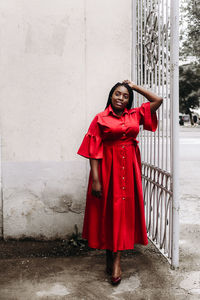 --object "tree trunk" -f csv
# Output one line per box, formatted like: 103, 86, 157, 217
188, 110, 194, 125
